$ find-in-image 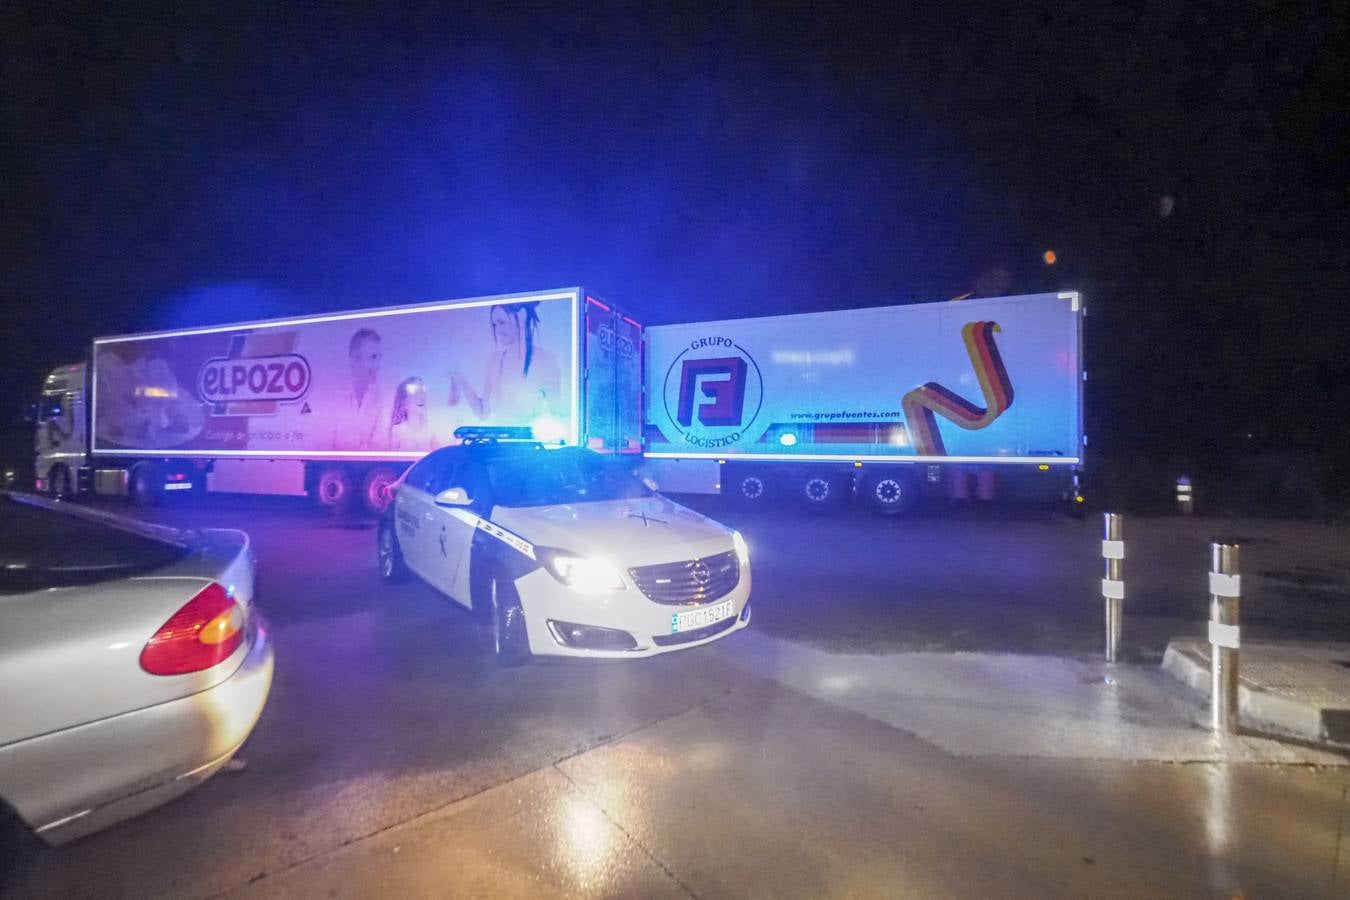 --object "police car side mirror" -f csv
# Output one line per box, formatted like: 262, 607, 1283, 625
434, 487, 473, 507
